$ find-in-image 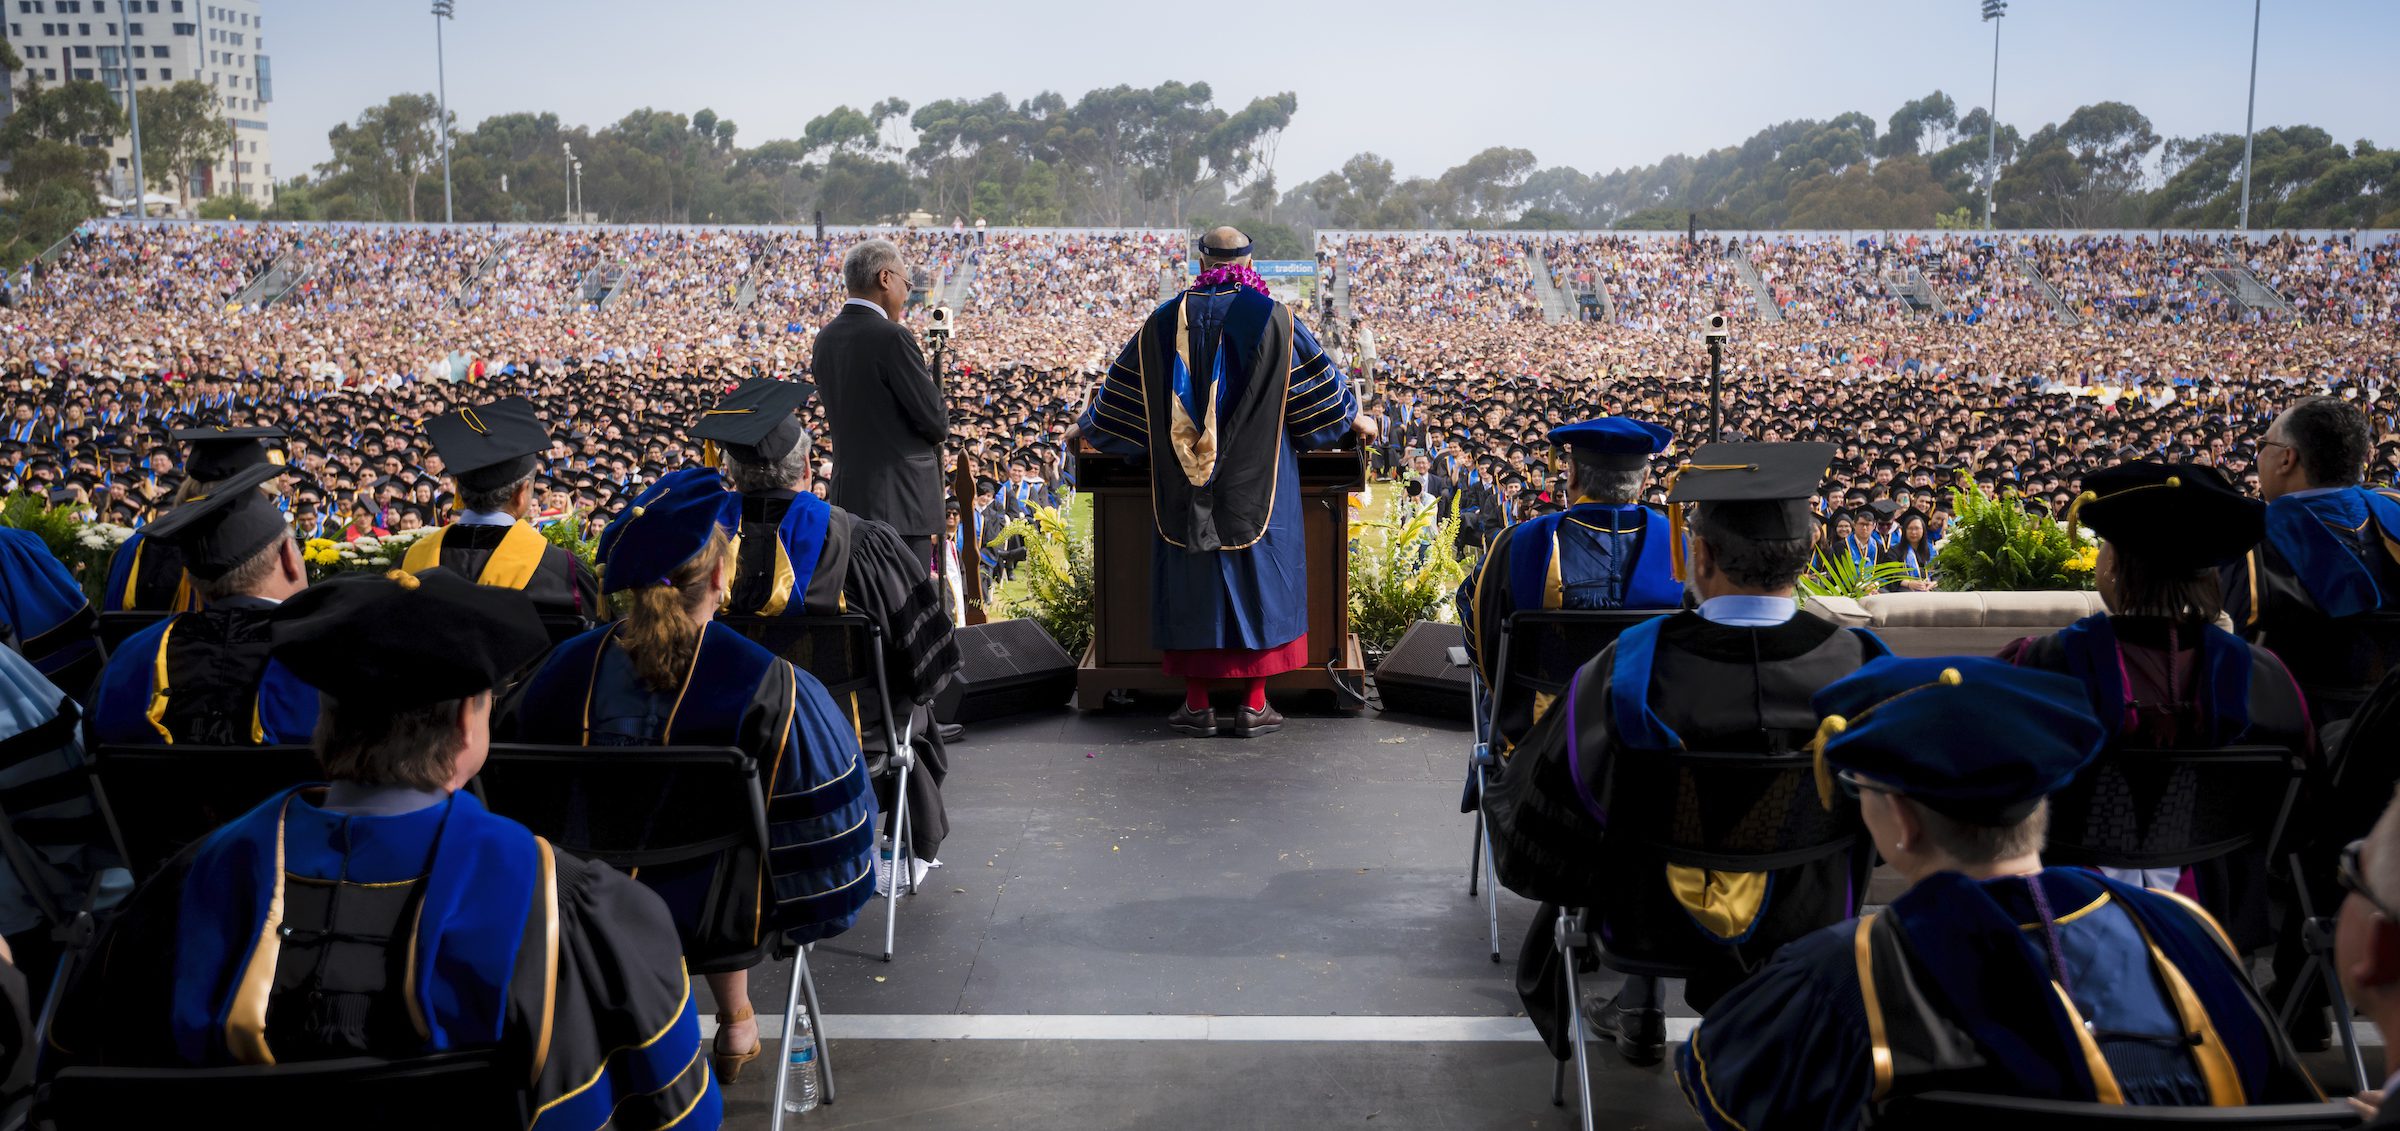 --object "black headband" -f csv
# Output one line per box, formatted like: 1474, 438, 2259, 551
1197, 239, 1252, 259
